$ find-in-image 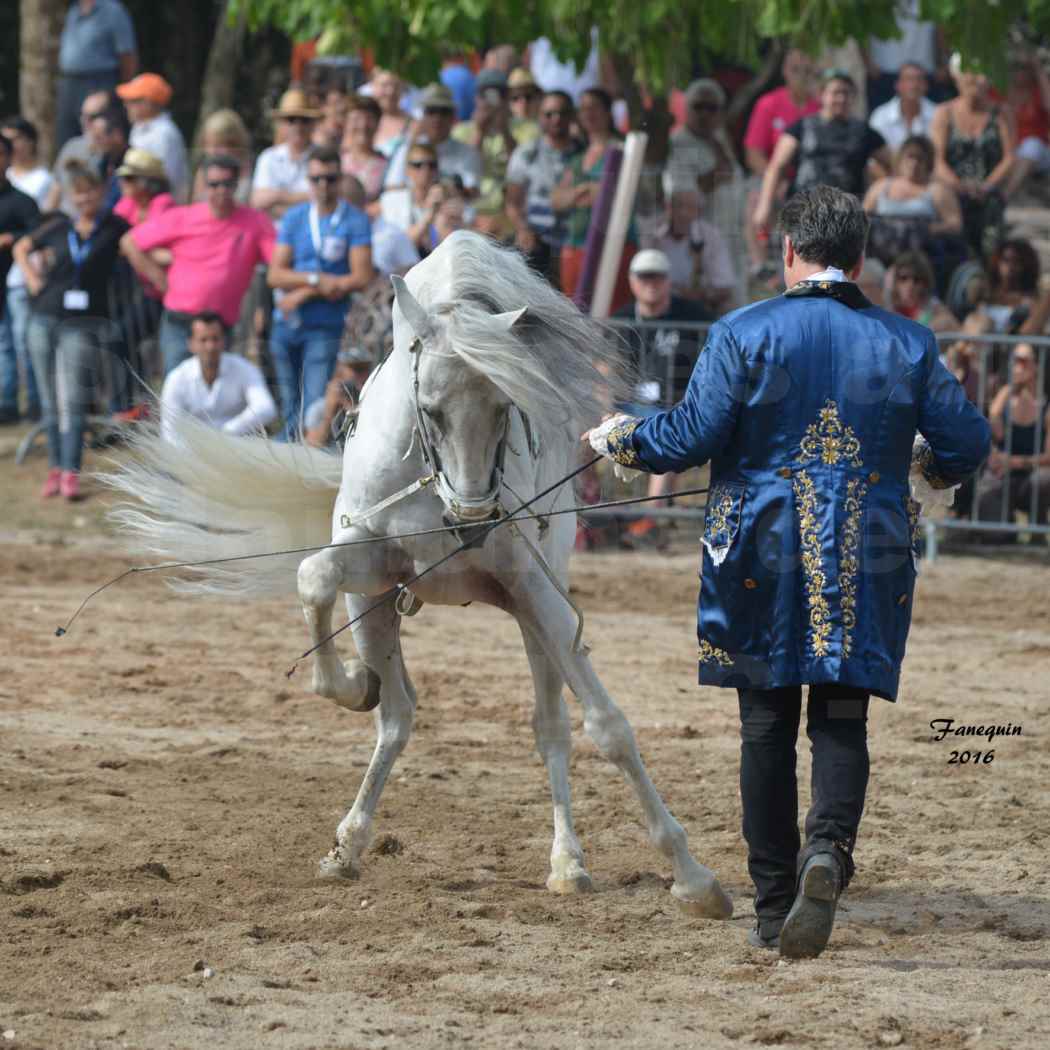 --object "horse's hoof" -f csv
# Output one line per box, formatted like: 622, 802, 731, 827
672, 878, 734, 919
331, 666, 382, 713
547, 869, 594, 895
318, 853, 359, 881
